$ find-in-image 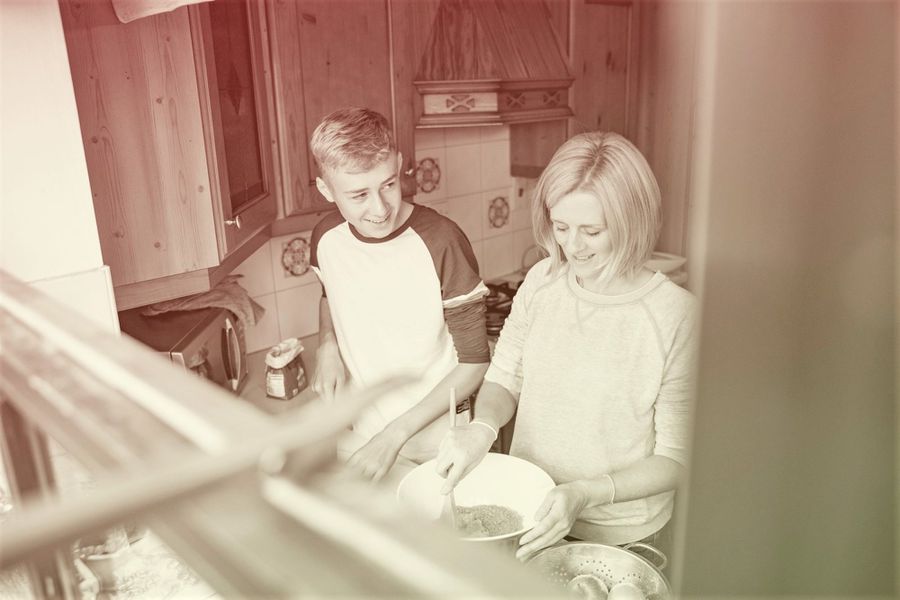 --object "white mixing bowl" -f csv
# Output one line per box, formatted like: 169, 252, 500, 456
396, 453, 555, 550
